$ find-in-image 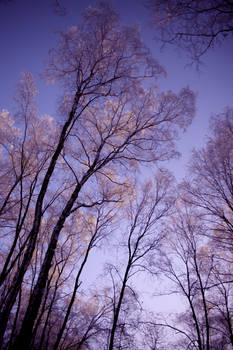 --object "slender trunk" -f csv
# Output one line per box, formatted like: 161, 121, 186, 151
188, 297, 203, 350
194, 254, 210, 350
53, 234, 95, 350
108, 262, 131, 350
185, 261, 203, 350
223, 285, 233, 347
0, 92, 80, 347
38, 284, 59, 350
12, 182, 82, 350
12, 136, 106, 349
31, 277, 52, 349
